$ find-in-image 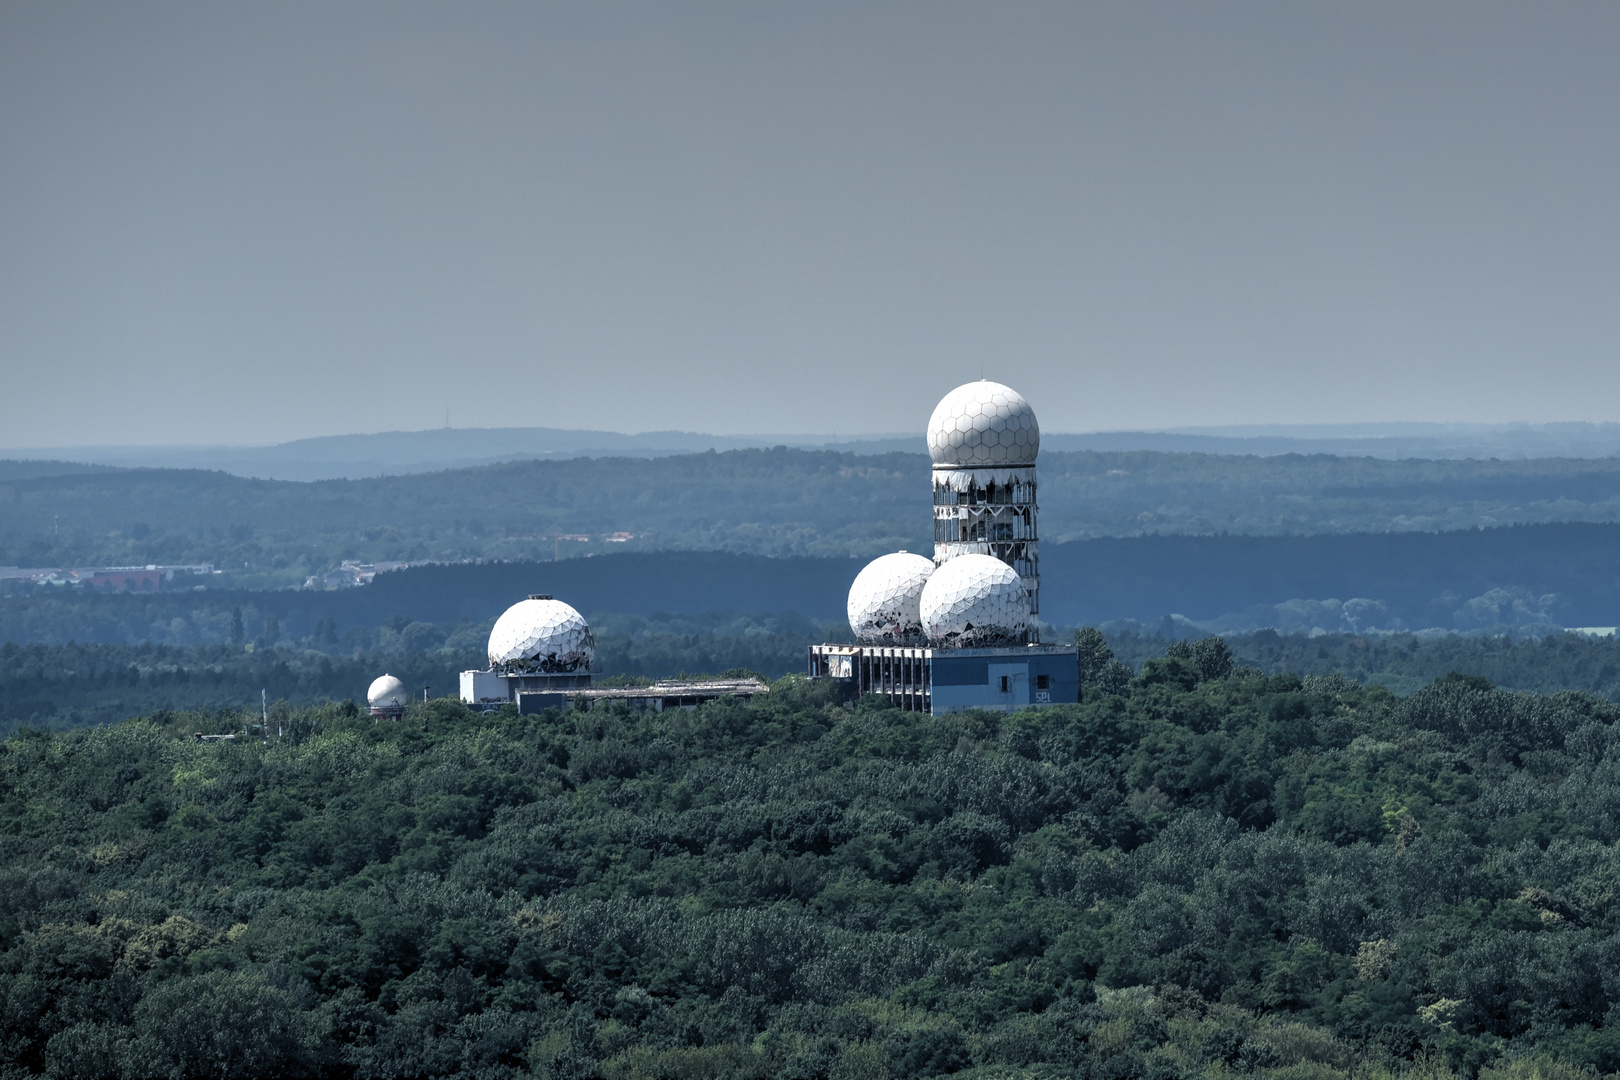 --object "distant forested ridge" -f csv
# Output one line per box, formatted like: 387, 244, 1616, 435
1043, 522, 1620, 632
5, 524, 1620, 648
10, 449, 1620, 585
6, 666, 1620, 1078
17, 420, 1620, 481
0, 554, 863, 646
